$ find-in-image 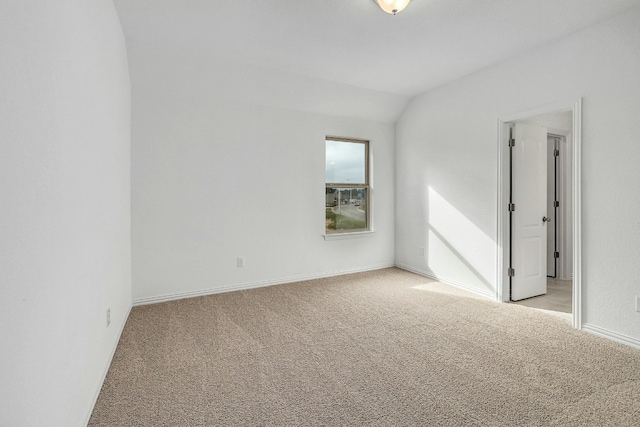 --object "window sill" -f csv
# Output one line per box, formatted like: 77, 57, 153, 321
323, 231, 375, 241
